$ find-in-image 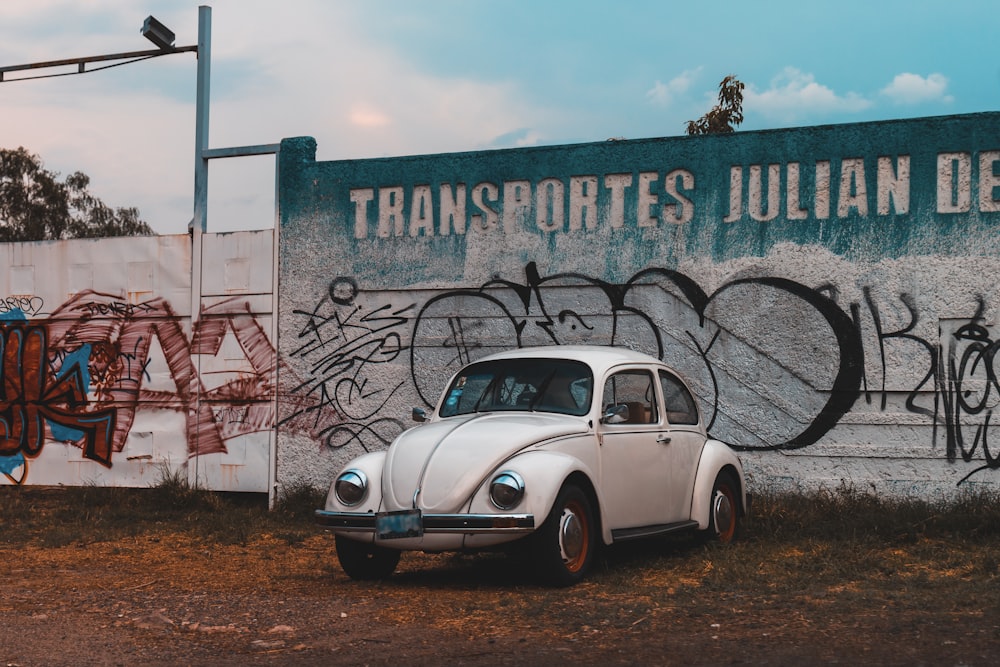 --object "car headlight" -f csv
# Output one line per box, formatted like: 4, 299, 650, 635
489, 471, 525, 510
334, 469, 368, 506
